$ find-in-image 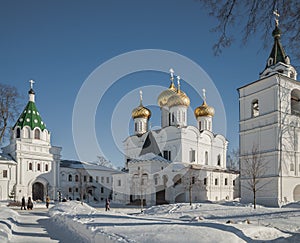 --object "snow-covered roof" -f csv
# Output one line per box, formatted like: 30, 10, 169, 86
129, 153, 170, 163
60, 160, 118, 172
